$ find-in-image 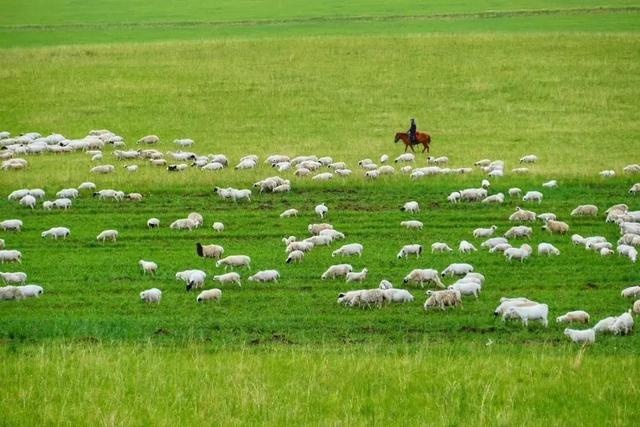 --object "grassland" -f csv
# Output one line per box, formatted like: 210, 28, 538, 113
1, 1, 640, 425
